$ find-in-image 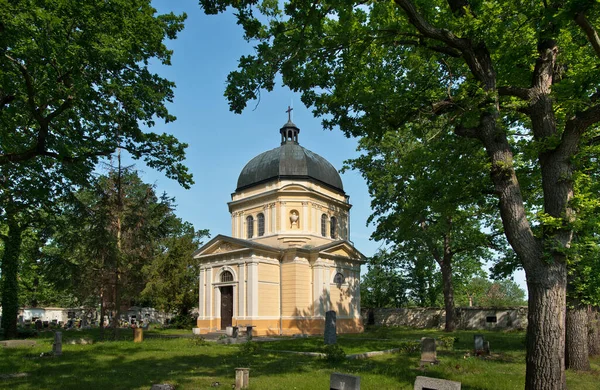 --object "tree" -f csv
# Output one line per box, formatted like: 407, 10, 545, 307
141, 222, 209, 317
346, 128, 497, 331
360, 250, 408, 308
0, 0, 191, 339
456, 276, 527, 307
200, 1, 600, 387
